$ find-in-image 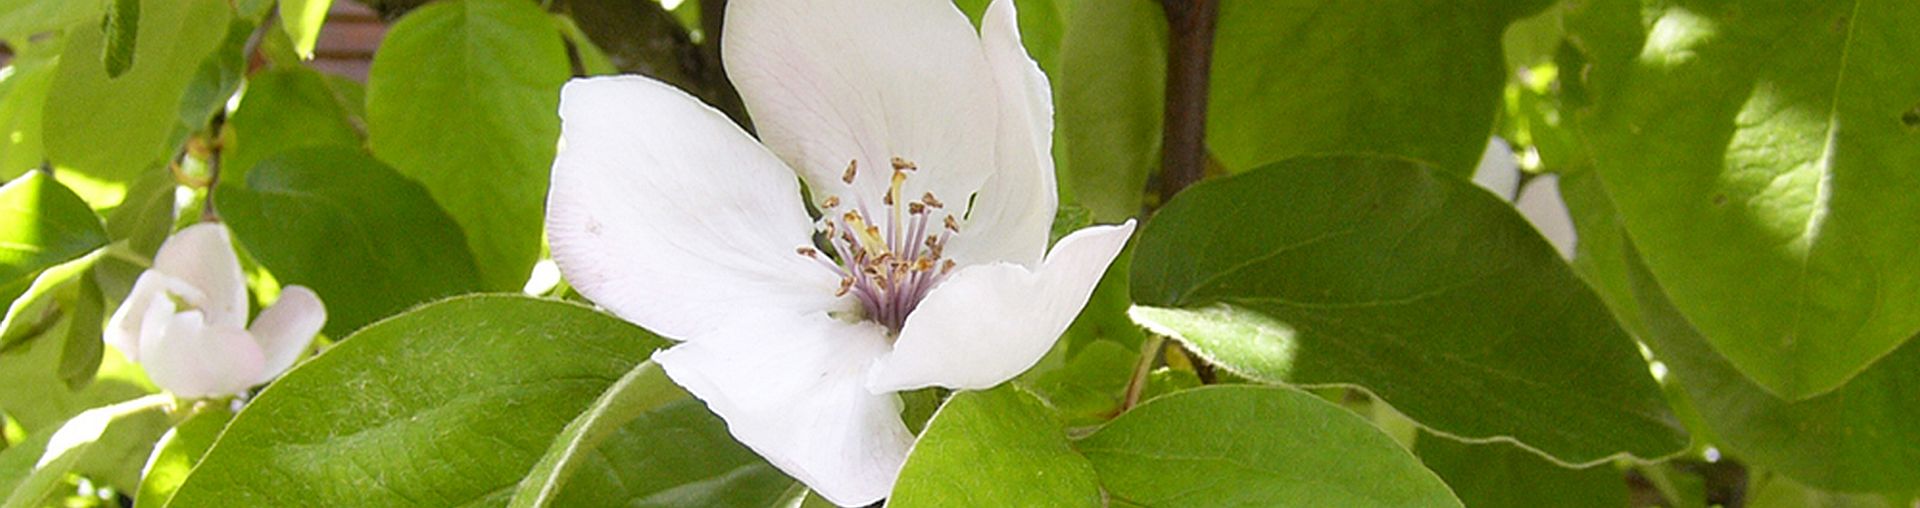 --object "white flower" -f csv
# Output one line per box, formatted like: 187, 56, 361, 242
104, 223, 326, 399
545, 0, 1133, 504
